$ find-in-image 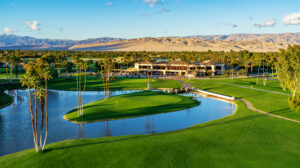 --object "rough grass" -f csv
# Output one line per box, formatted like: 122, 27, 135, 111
48, 77, 182, 91
64, 91, 199, 122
